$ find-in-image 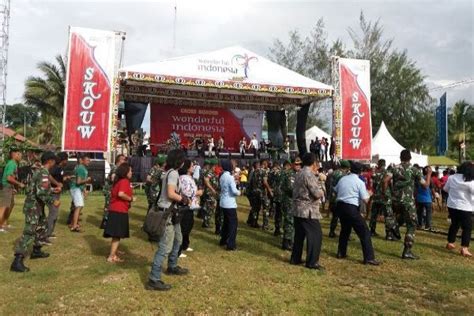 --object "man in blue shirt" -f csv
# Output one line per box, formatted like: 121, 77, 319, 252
335, 161, 380, 266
